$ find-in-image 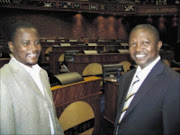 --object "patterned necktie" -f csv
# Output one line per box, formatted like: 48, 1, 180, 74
119, 74, 140, 123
